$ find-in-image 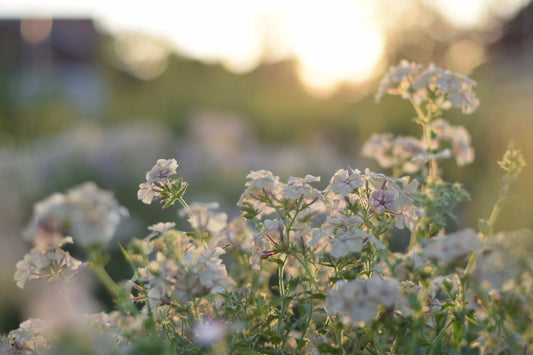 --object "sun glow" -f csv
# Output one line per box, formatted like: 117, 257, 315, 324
287, 1, 384, 94
1, 0, 521, 94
